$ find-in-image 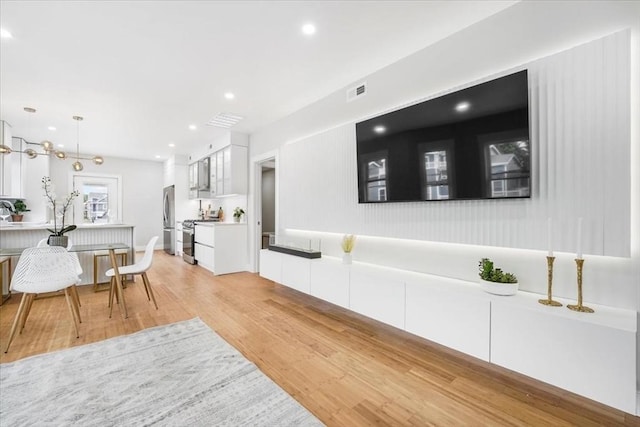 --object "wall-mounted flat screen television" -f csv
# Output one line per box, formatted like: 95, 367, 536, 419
356, 70, 530, 203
